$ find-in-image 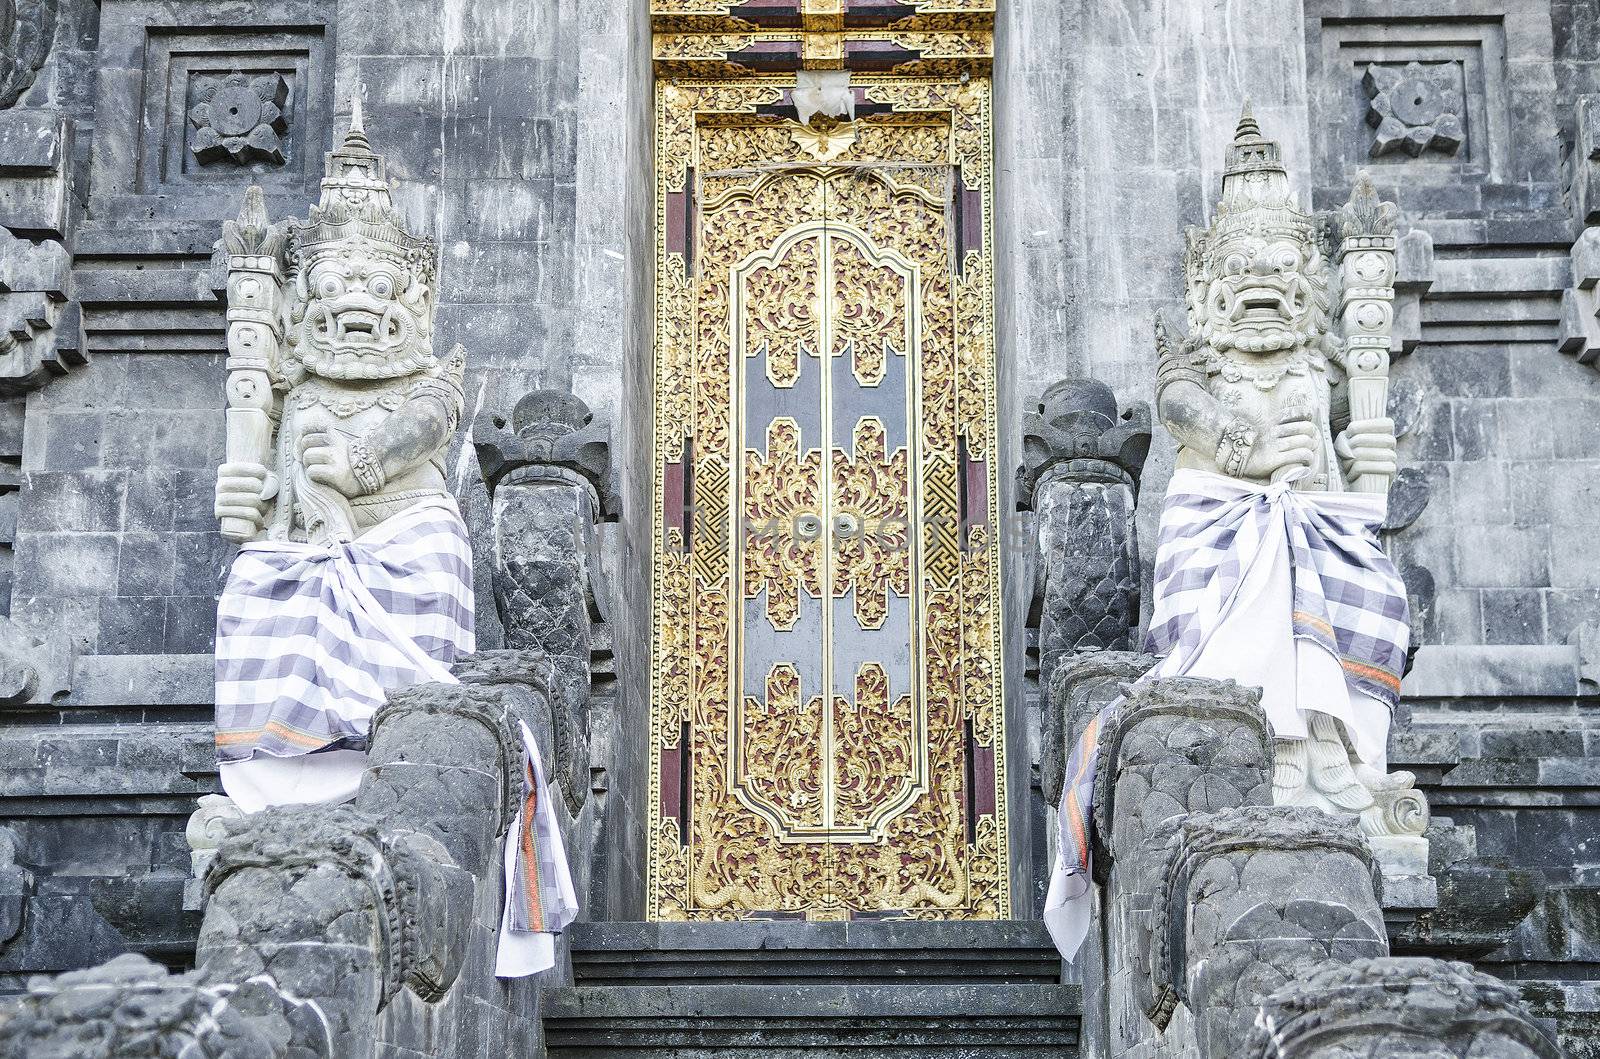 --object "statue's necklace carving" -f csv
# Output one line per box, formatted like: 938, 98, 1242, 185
291, 377, 409, 419
1209, 348, 1325, 393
